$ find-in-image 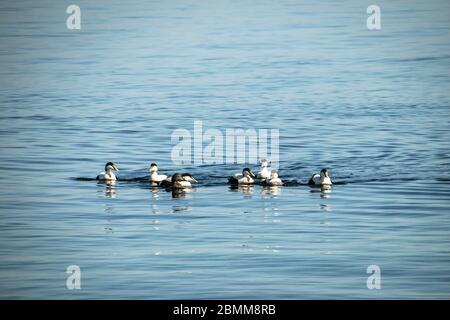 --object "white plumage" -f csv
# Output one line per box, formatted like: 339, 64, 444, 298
229, 168, 256, 185
266, 170, 283, 186
149, 163, 168, 182
308, 168, 332, 185
97, 162, 119, 181
257, 159, 271, 180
